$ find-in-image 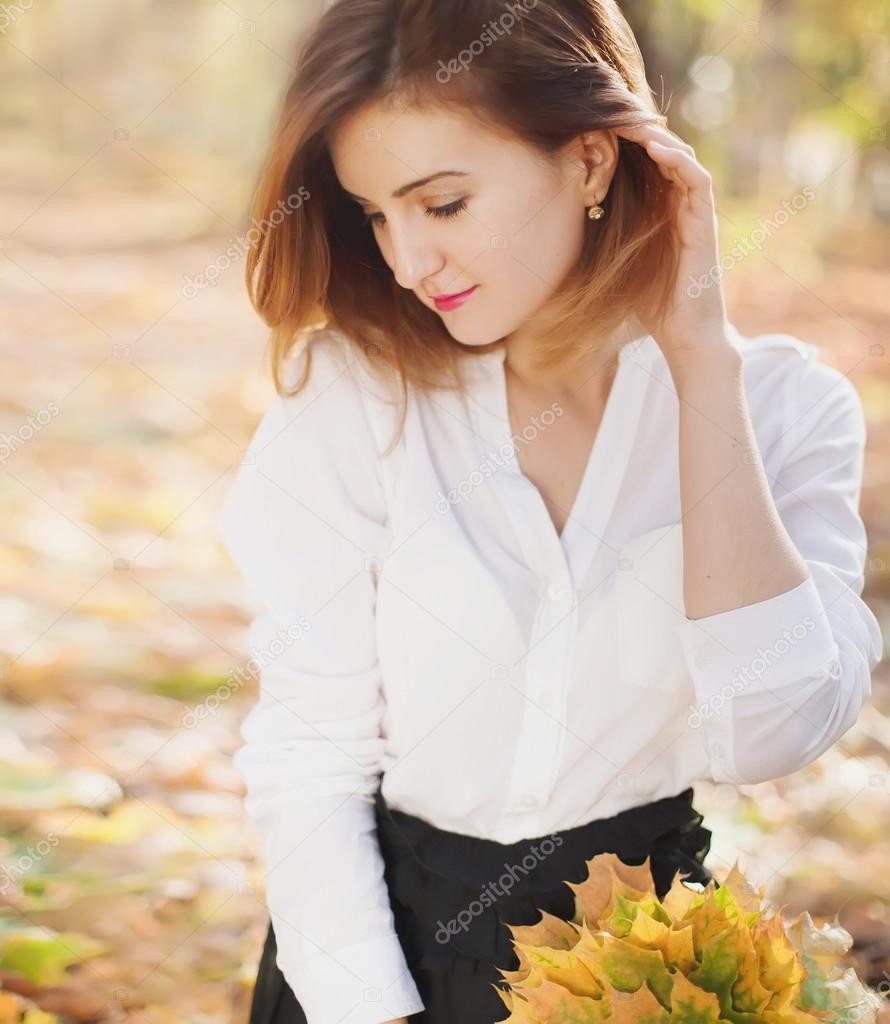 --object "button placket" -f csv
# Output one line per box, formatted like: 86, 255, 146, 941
502, 569, 576, 815
462, 341, 657, 822
563, 354, 656, 587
